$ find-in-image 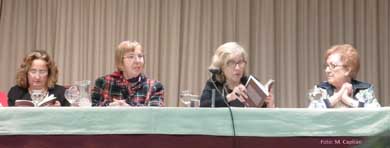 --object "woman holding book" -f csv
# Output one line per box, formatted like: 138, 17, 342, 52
308, 44, 381, 108
8, 50, 70, 106
91, 41, 164, 107
200, 42, 275, 108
